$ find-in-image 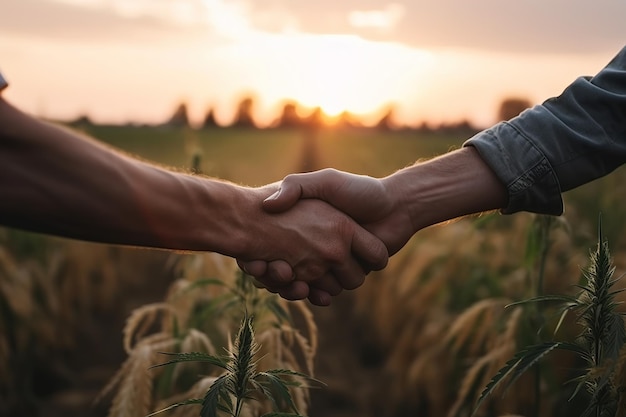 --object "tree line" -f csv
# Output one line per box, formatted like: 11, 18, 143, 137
71, 96, 533, 133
